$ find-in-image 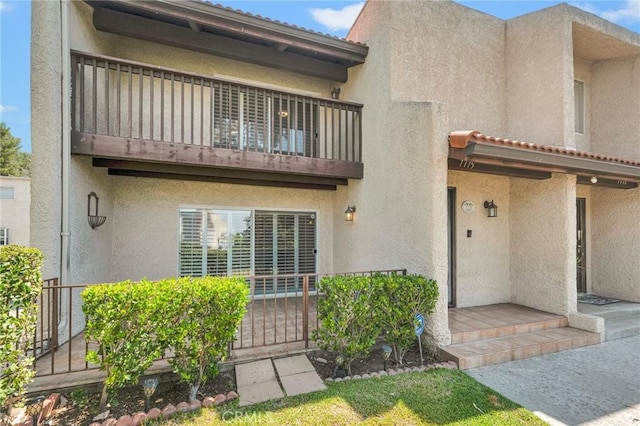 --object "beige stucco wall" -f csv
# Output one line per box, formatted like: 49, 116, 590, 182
447, 171, 510, 307
388, 1, 506, 136
590, 186, 640, 302
342, 1, 450, 345
506, 5, 573, 148
110, 177, 334, 282
0, 177, 31, 246
589, 57, 640, 161
509, 174, 577, 315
